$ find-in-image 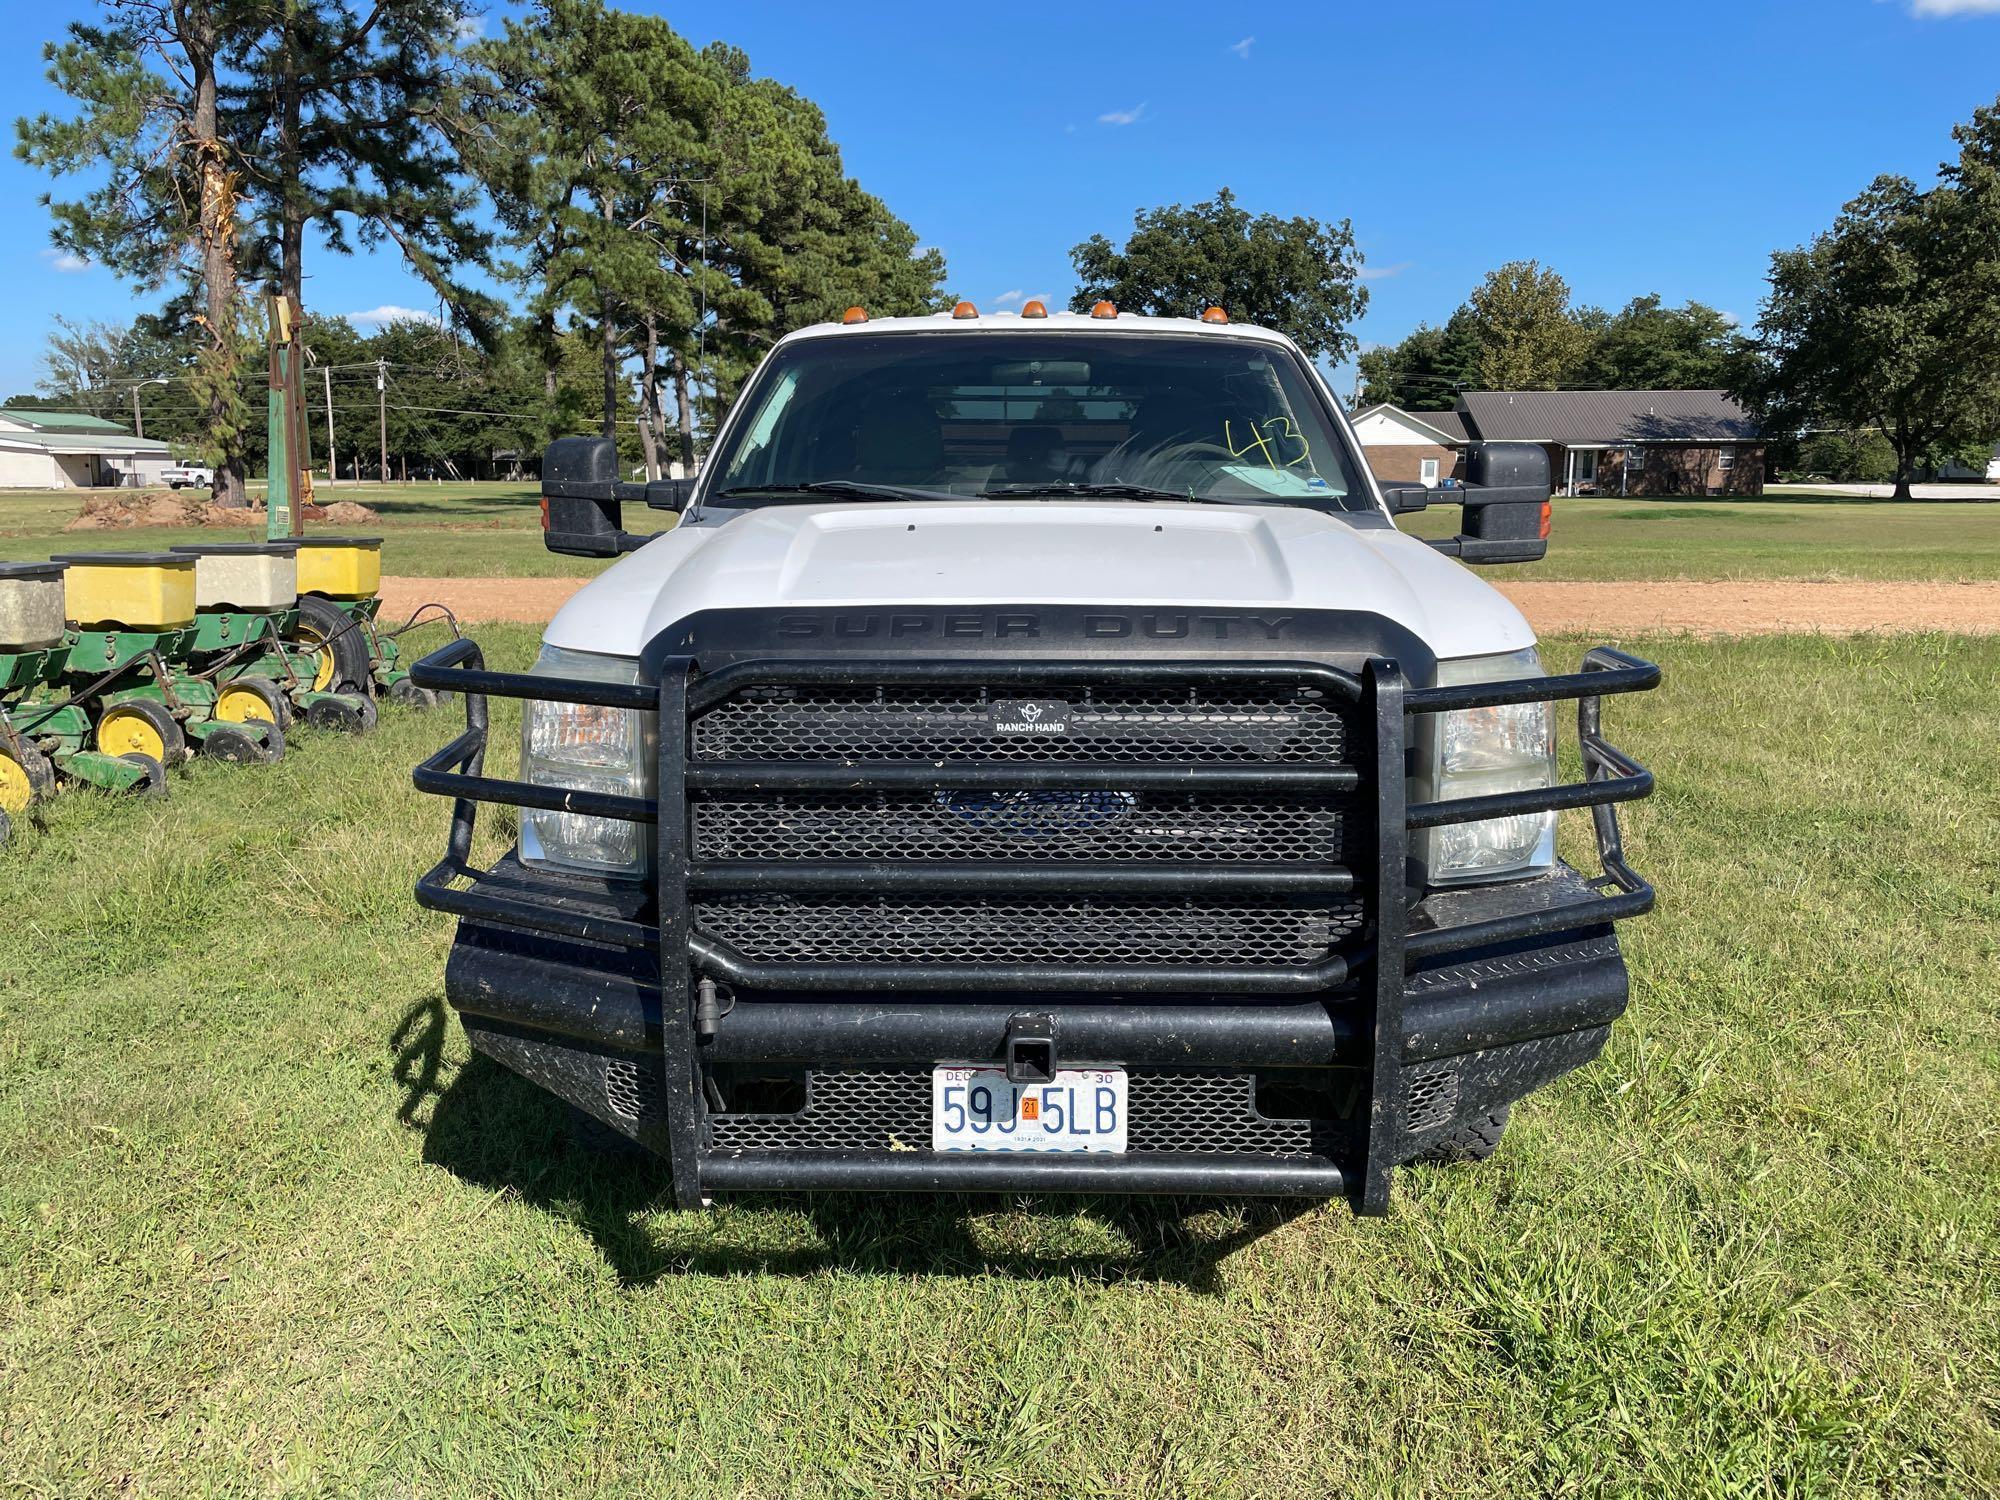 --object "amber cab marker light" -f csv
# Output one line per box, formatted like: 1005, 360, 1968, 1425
1090, 300, 1118, 319
1539, 500, 1553, 539
841, 305, 869, 325
1020, 299, 1049, 319
1200, 305, 1229, 324
952, 300, 979, 319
